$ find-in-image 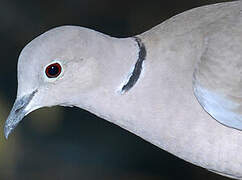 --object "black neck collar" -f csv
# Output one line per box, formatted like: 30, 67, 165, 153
121, 37, 147, 93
